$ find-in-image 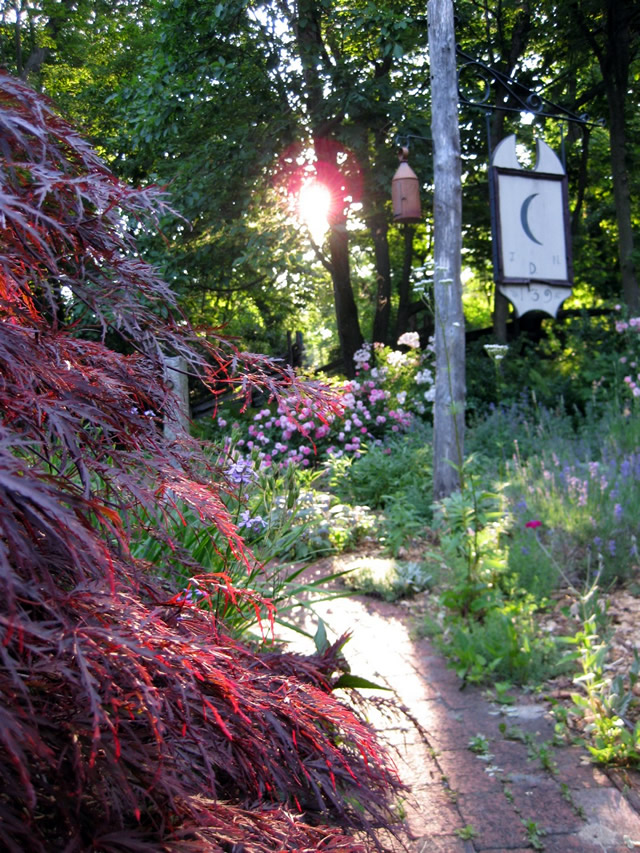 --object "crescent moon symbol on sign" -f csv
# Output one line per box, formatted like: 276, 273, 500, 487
521, 193, 543, 245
